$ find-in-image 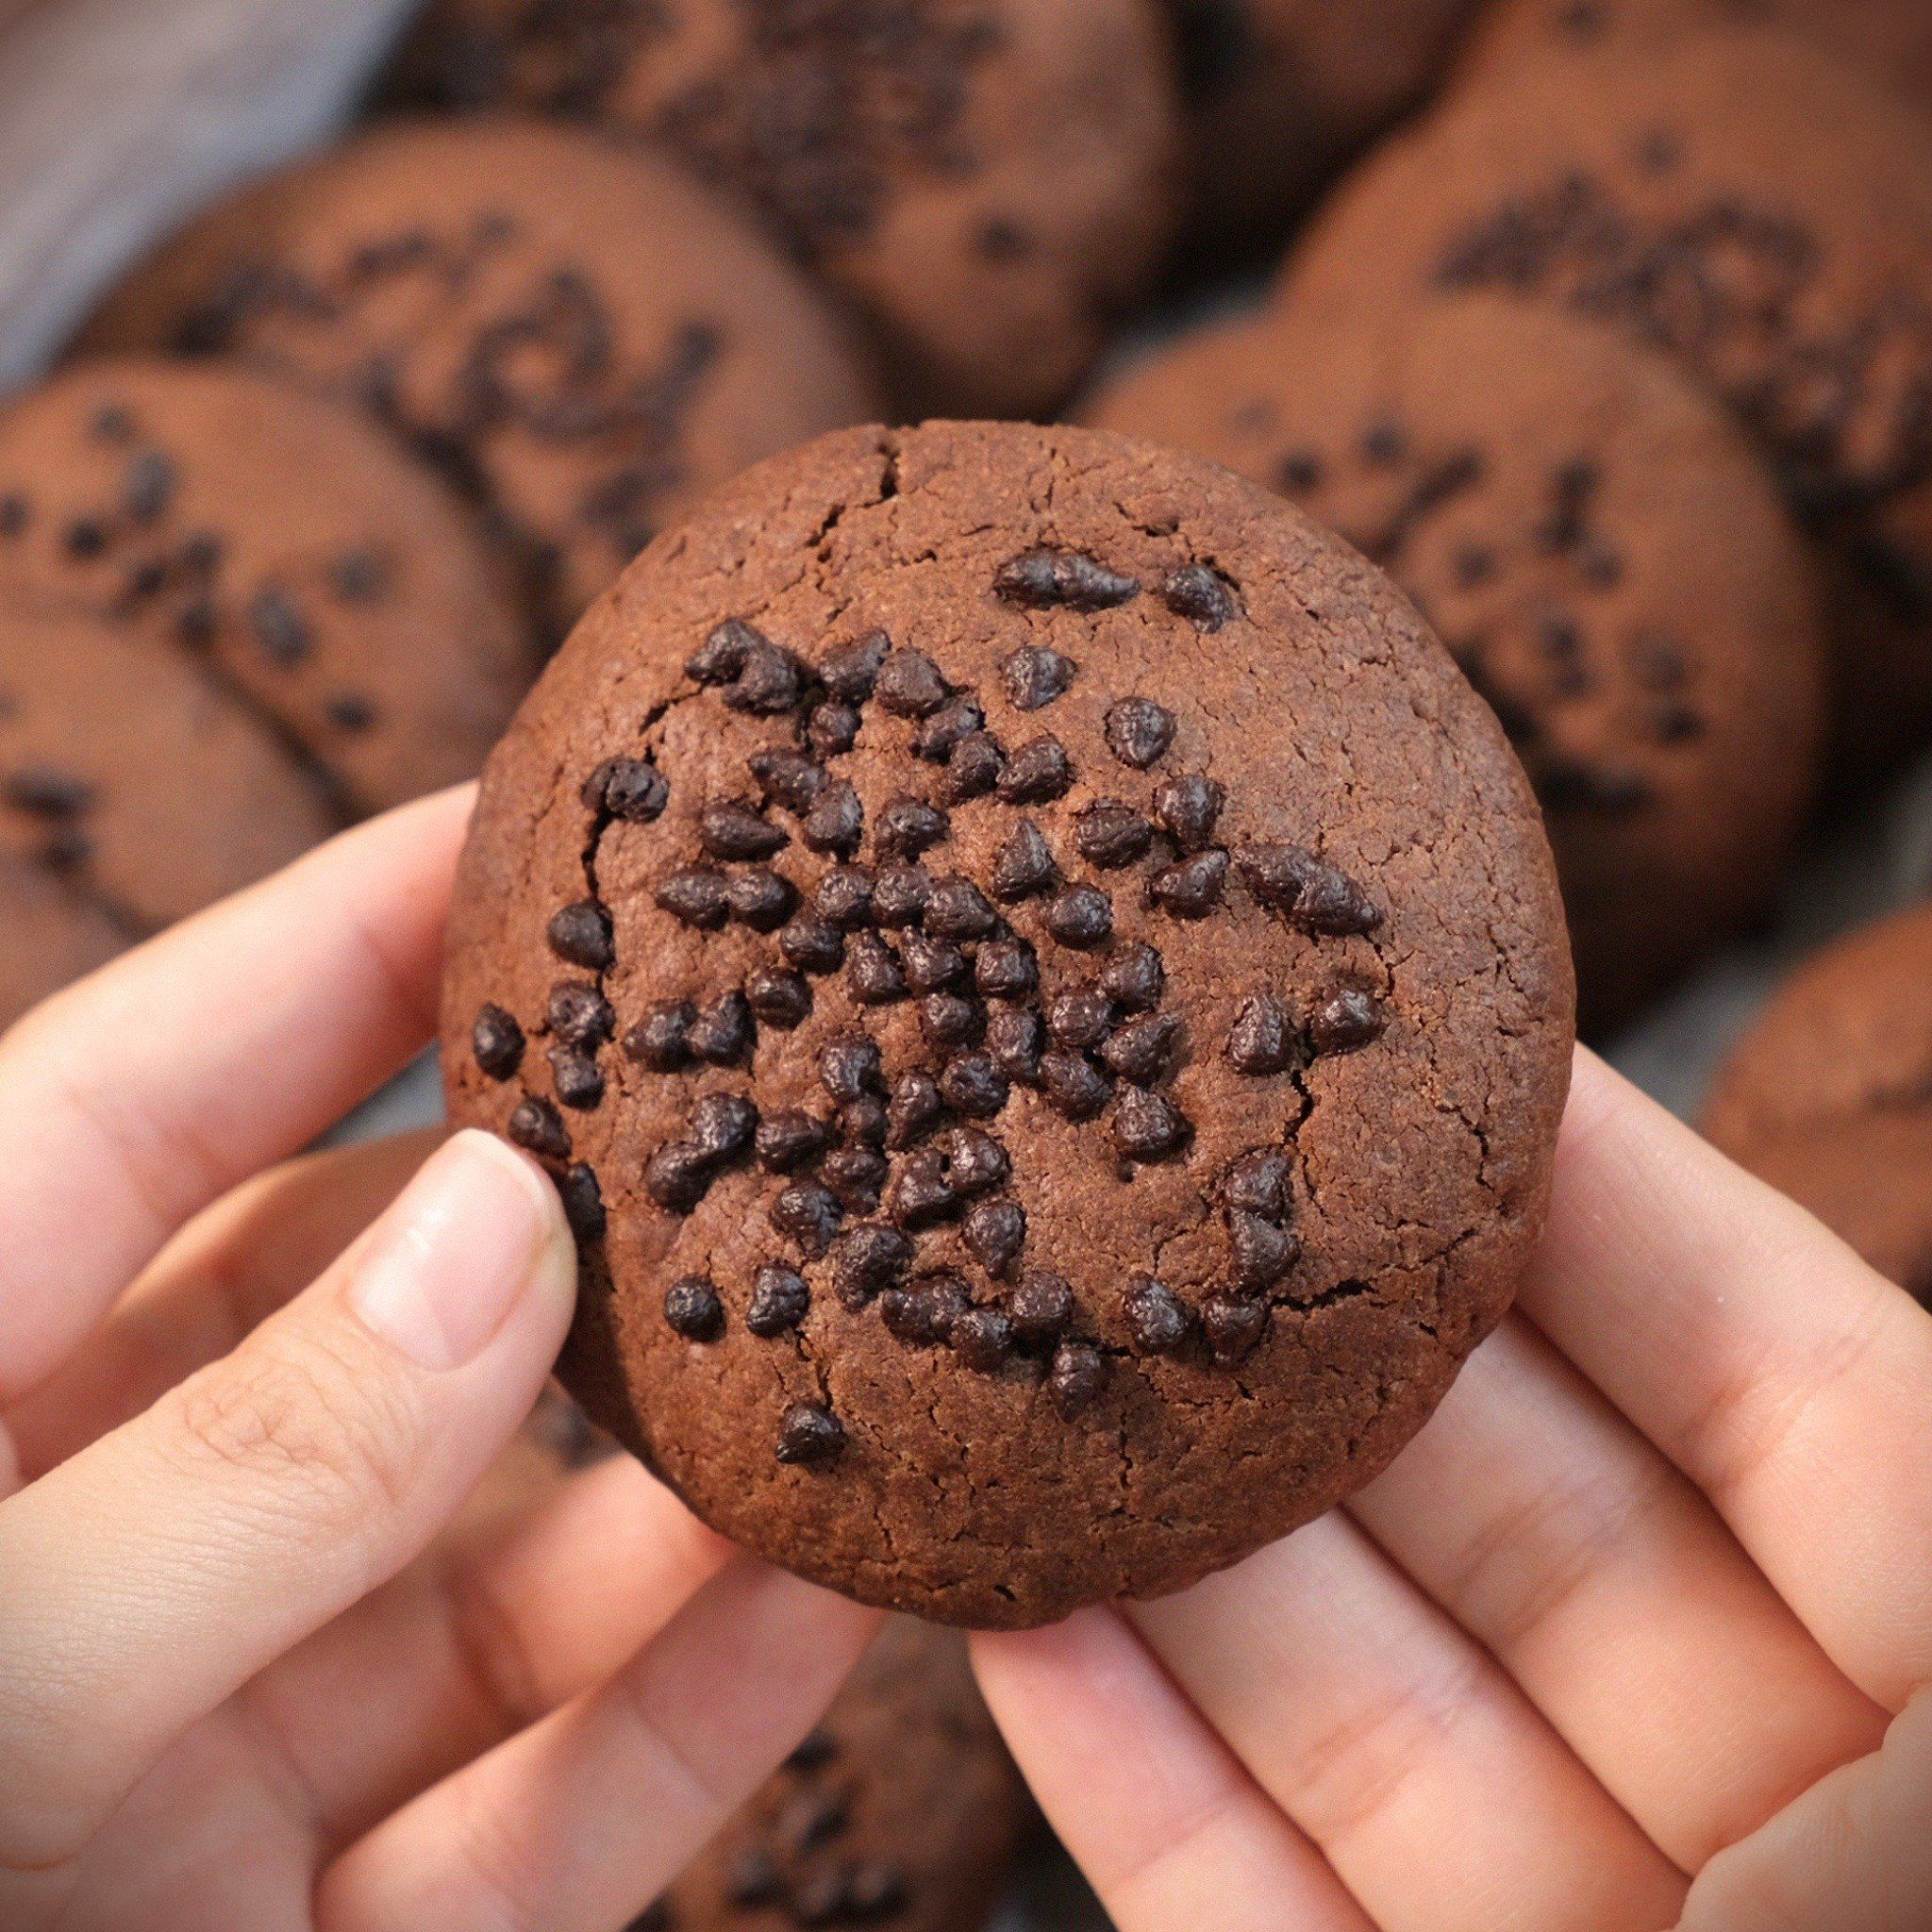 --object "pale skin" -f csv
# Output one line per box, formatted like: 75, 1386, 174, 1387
0, 793, 1926, 1930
